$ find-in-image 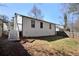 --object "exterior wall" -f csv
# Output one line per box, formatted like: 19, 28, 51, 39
14, 14, 22, 31
3, 23, 8, 35
56, 25, 64, 31
0, 20, 8, 37
22, 17, 56, 37
17, 15, 22, 31
3, 23, 8, 31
